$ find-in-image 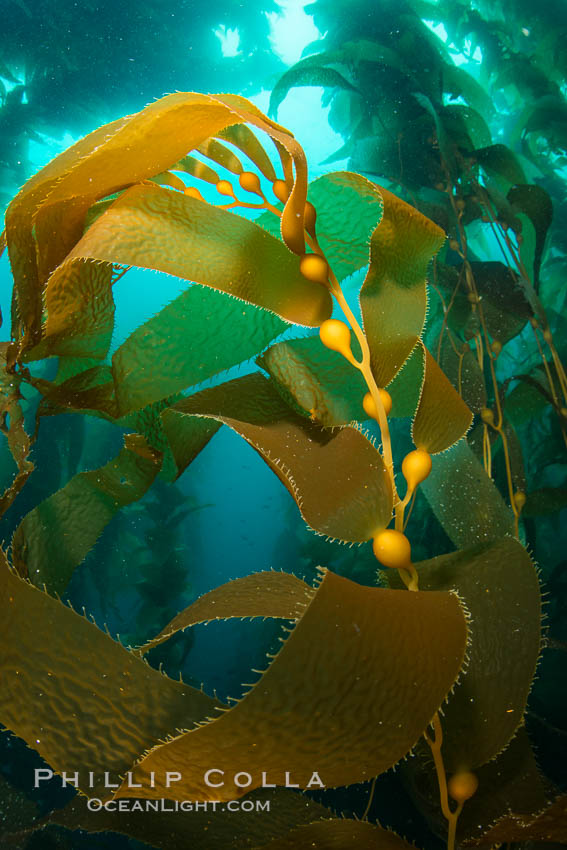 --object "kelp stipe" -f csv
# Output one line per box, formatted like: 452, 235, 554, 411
0, 93, 553, 849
